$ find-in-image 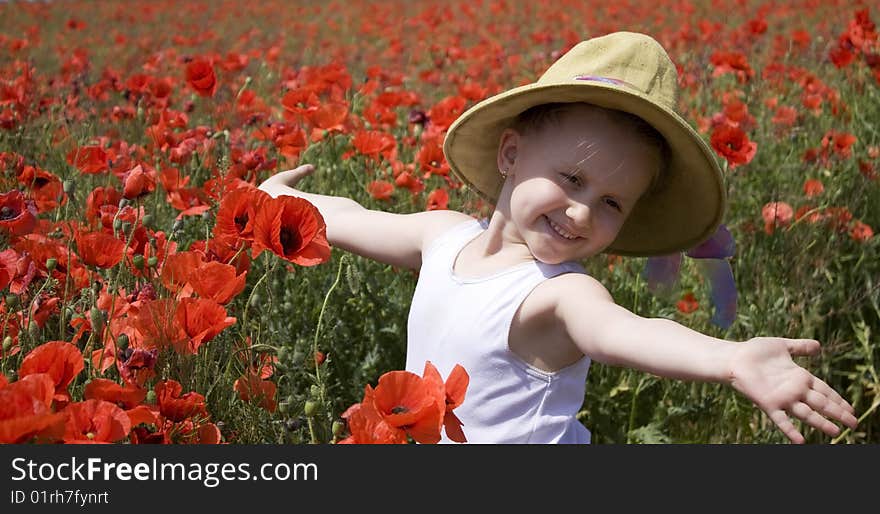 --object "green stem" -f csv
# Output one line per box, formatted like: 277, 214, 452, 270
306, 255, 347, 444
830, 399, 880, 444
